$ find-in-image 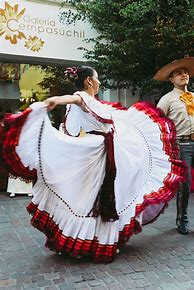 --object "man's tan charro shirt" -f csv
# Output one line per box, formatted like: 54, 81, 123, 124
157, 87, 194, 138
